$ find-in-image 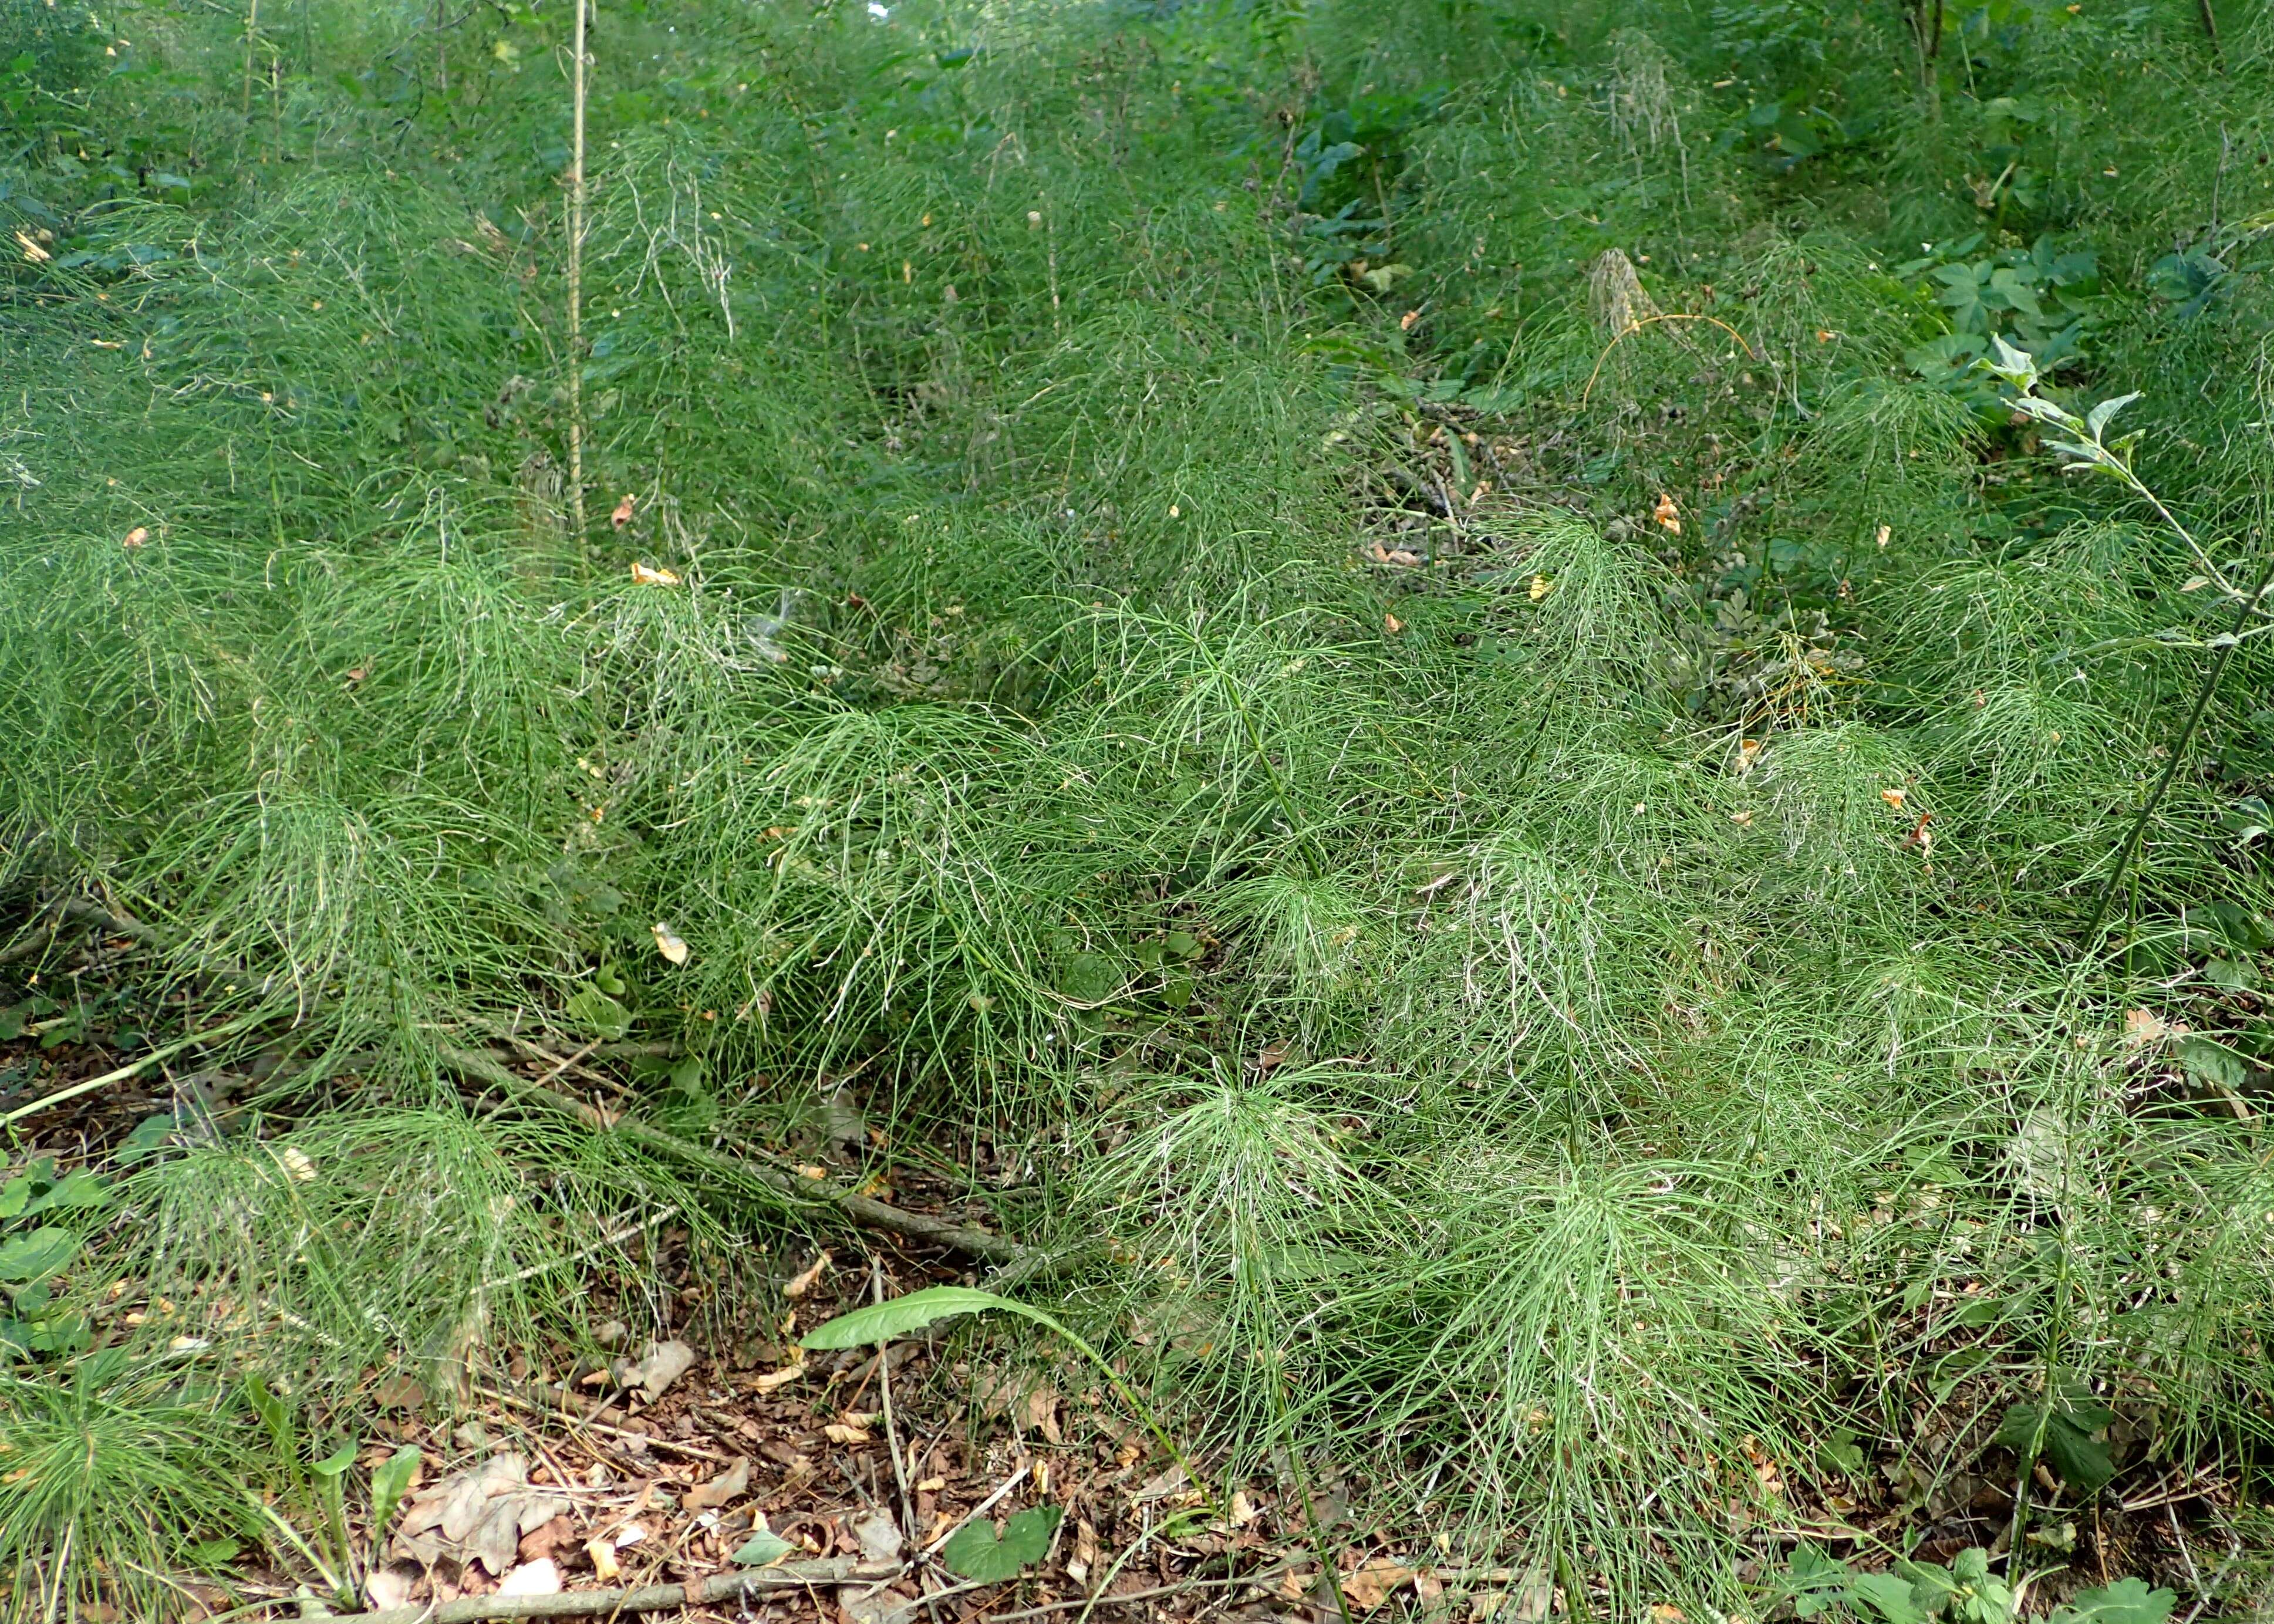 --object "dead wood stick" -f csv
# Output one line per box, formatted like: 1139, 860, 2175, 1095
436, 1044, 1024, 1265
306, 1557, 899, 1623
